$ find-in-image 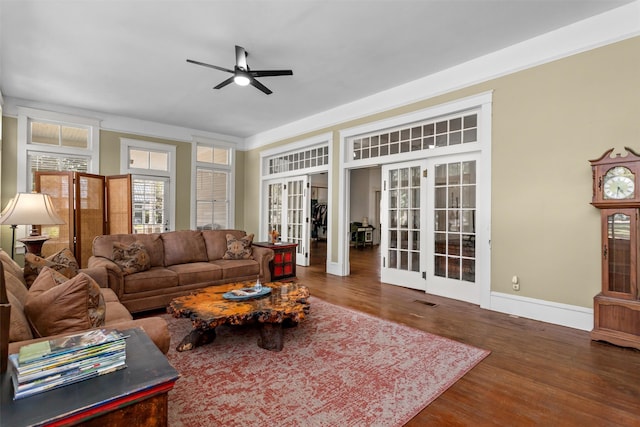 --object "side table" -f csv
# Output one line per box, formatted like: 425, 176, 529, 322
0, 327, 179, 427
254, 241, 298, 280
